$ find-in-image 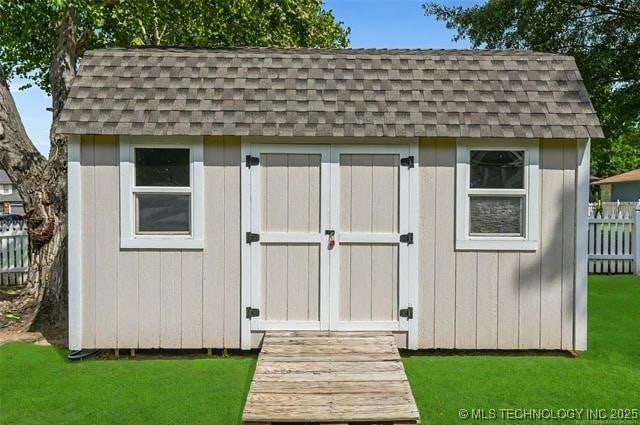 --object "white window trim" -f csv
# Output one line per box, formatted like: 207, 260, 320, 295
0, 184, 12, 195
456, 138, 540, 251
120, 135, 204, 249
